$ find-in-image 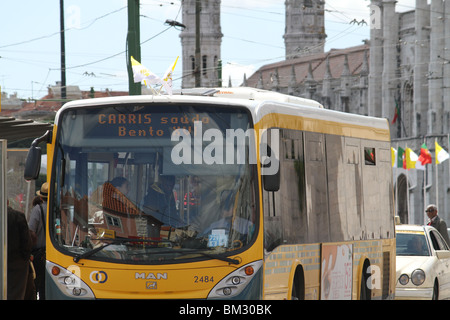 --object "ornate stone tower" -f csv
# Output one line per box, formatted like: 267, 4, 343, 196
284, 0, 326, 59
180, 0, 223, 88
